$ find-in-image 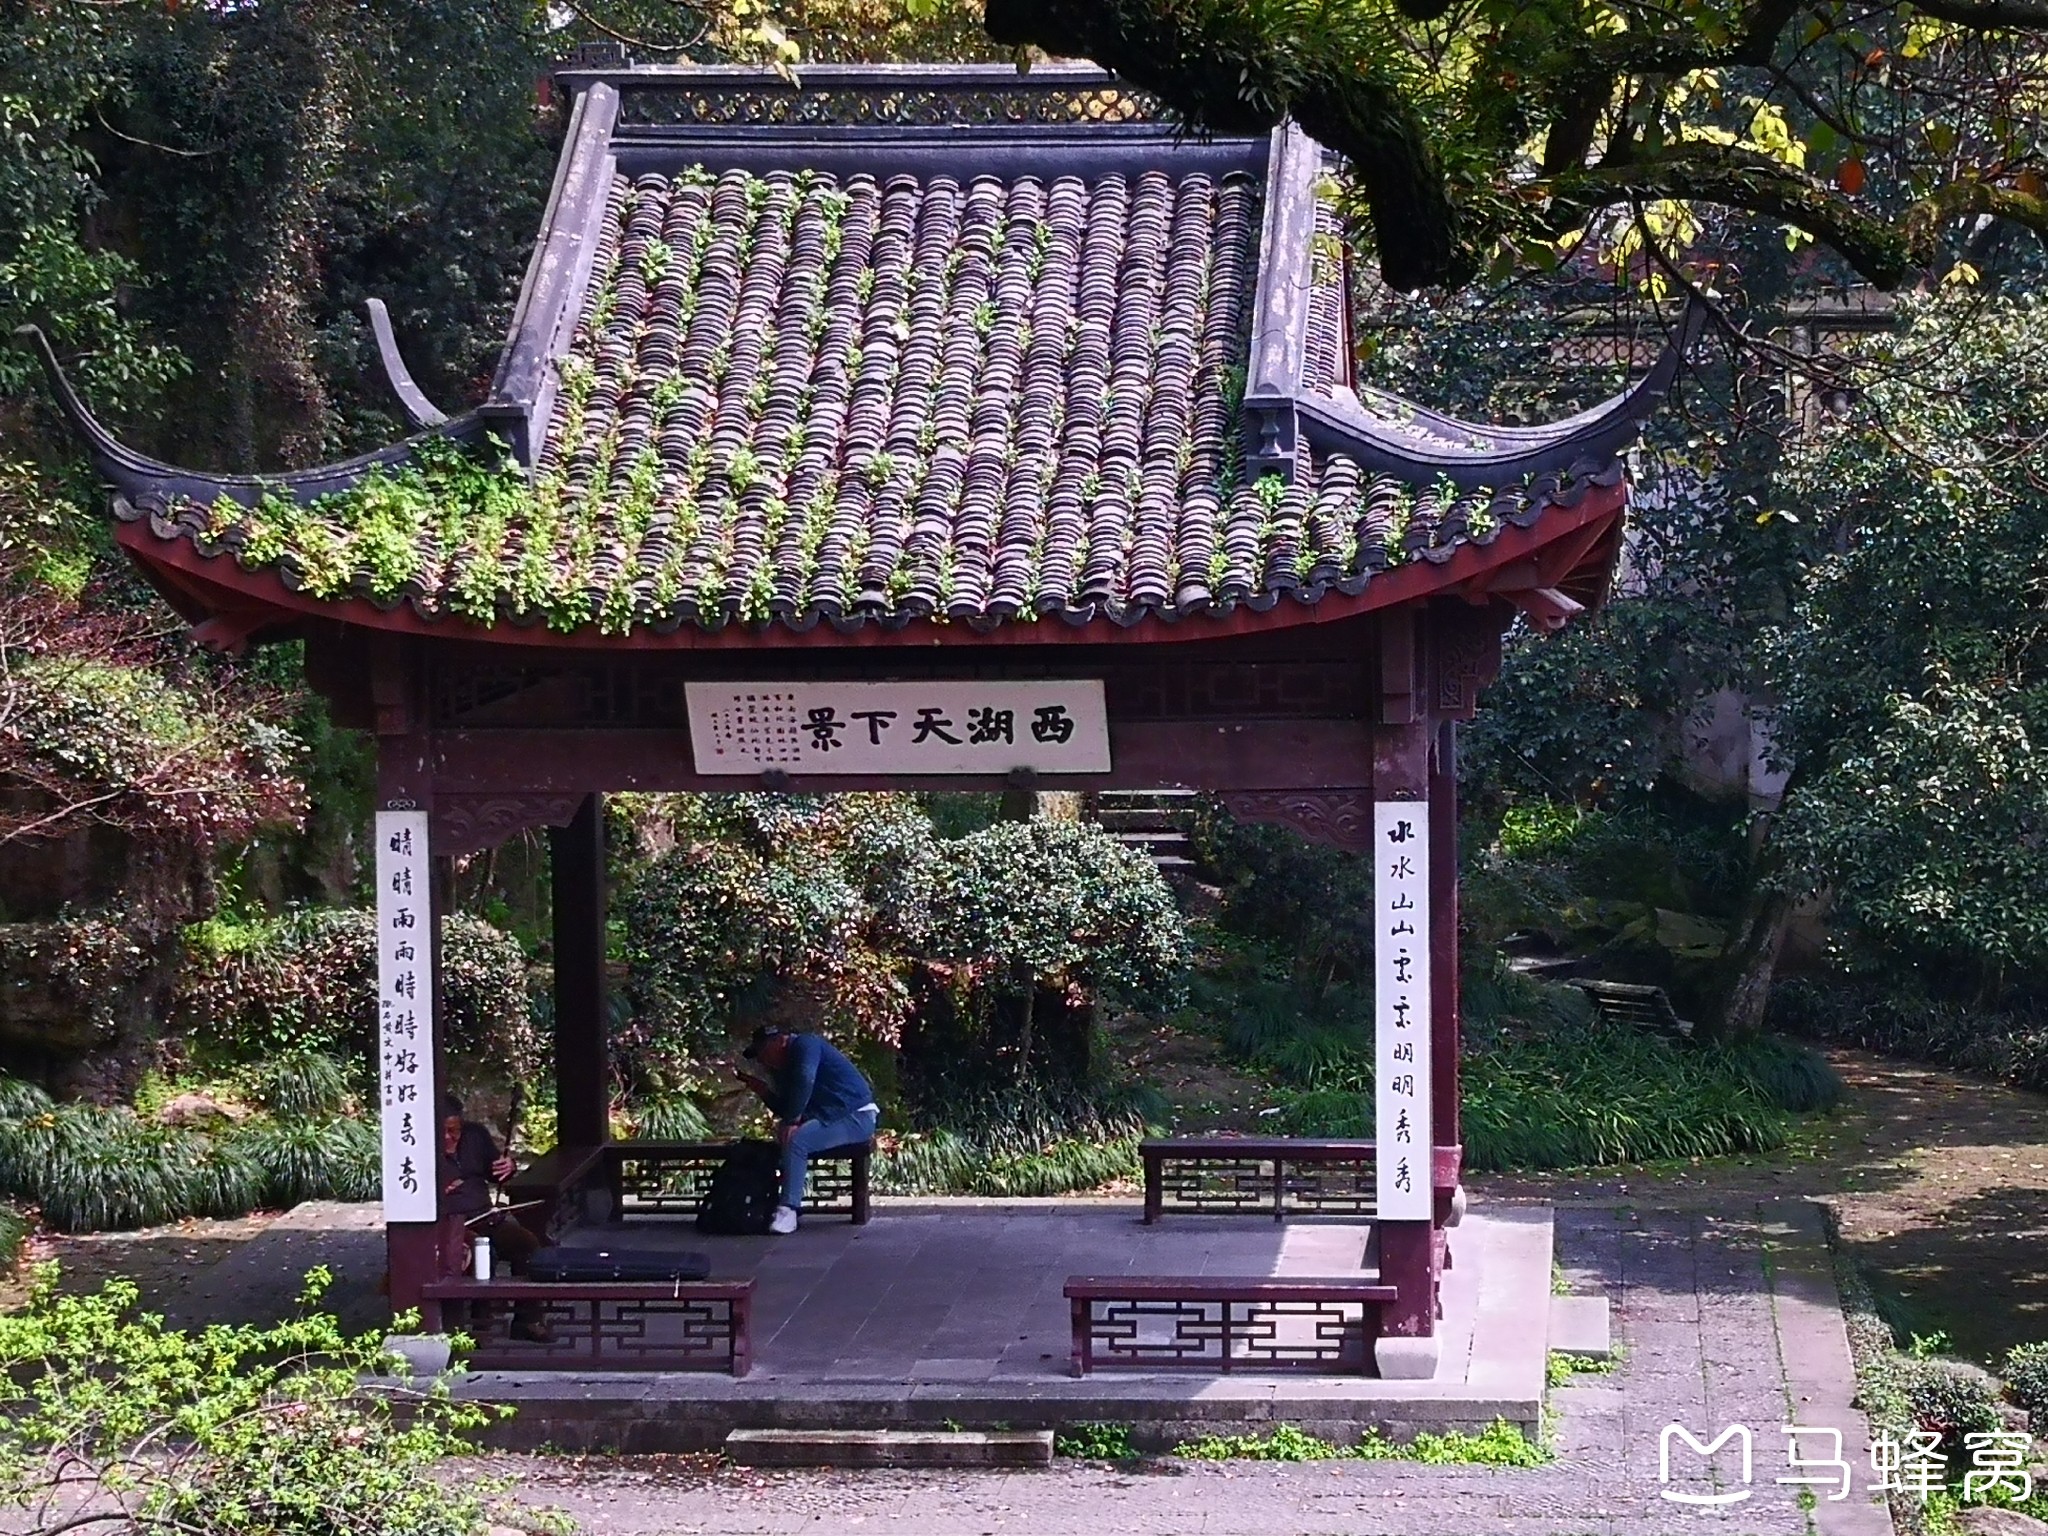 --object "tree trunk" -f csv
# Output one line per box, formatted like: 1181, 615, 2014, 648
1709, 886, 1796, 1040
